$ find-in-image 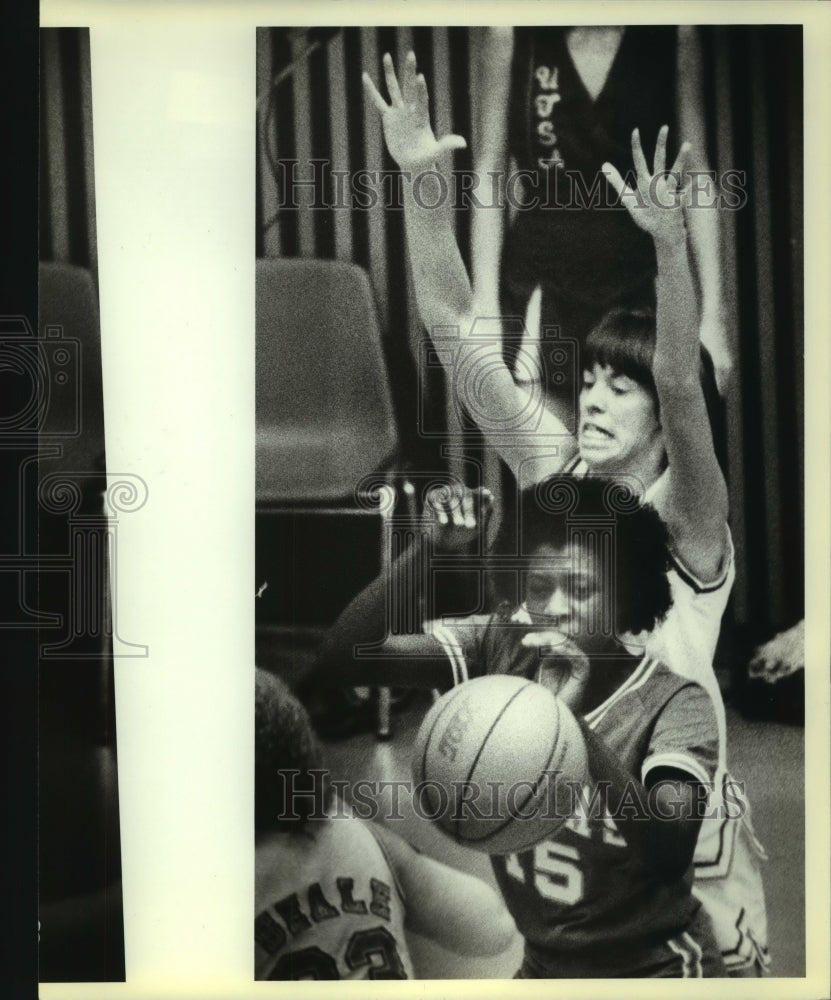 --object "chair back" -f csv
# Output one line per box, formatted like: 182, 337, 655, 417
256, 257, 397, 502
